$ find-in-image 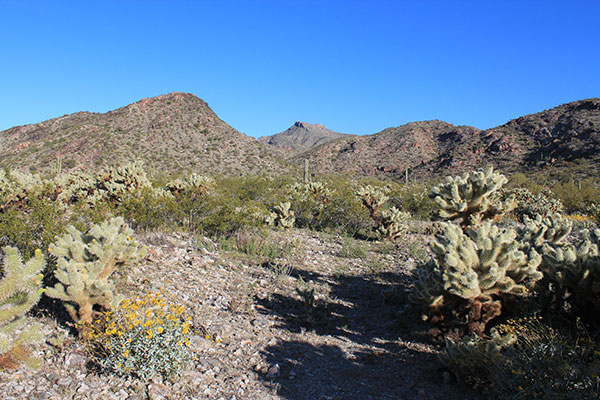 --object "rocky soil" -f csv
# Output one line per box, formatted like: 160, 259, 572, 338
0, 227, 483, 400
